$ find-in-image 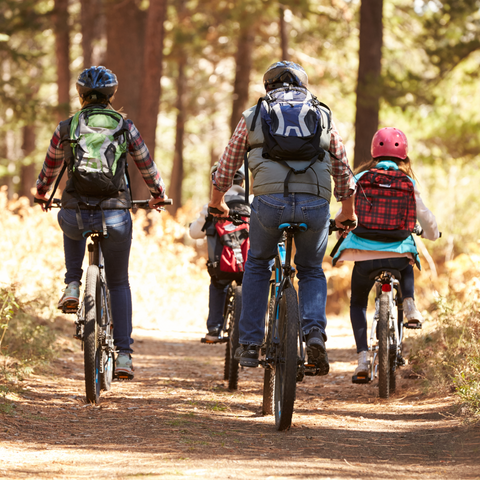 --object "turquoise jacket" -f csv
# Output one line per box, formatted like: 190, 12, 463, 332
333, 161, 421, 269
